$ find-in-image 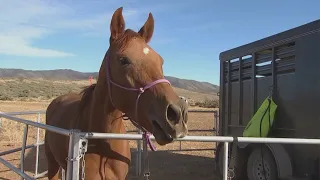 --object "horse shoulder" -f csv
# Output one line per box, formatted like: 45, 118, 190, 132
46, 93, 81, 126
